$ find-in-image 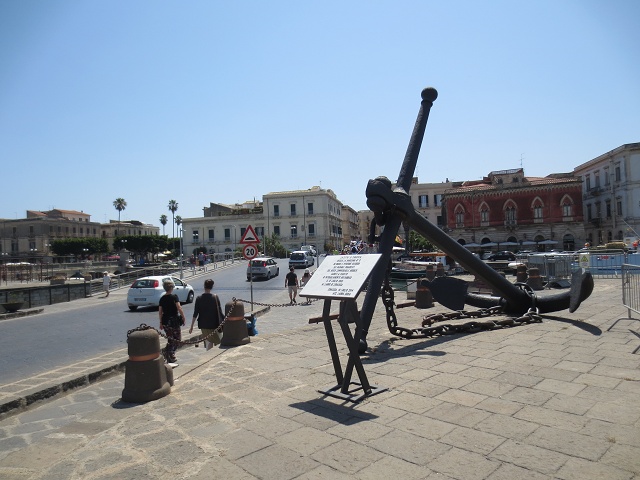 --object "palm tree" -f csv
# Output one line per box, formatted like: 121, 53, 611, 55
168, 200, 178, 238
113, 198, 127, 235
159, 214, 168, 235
